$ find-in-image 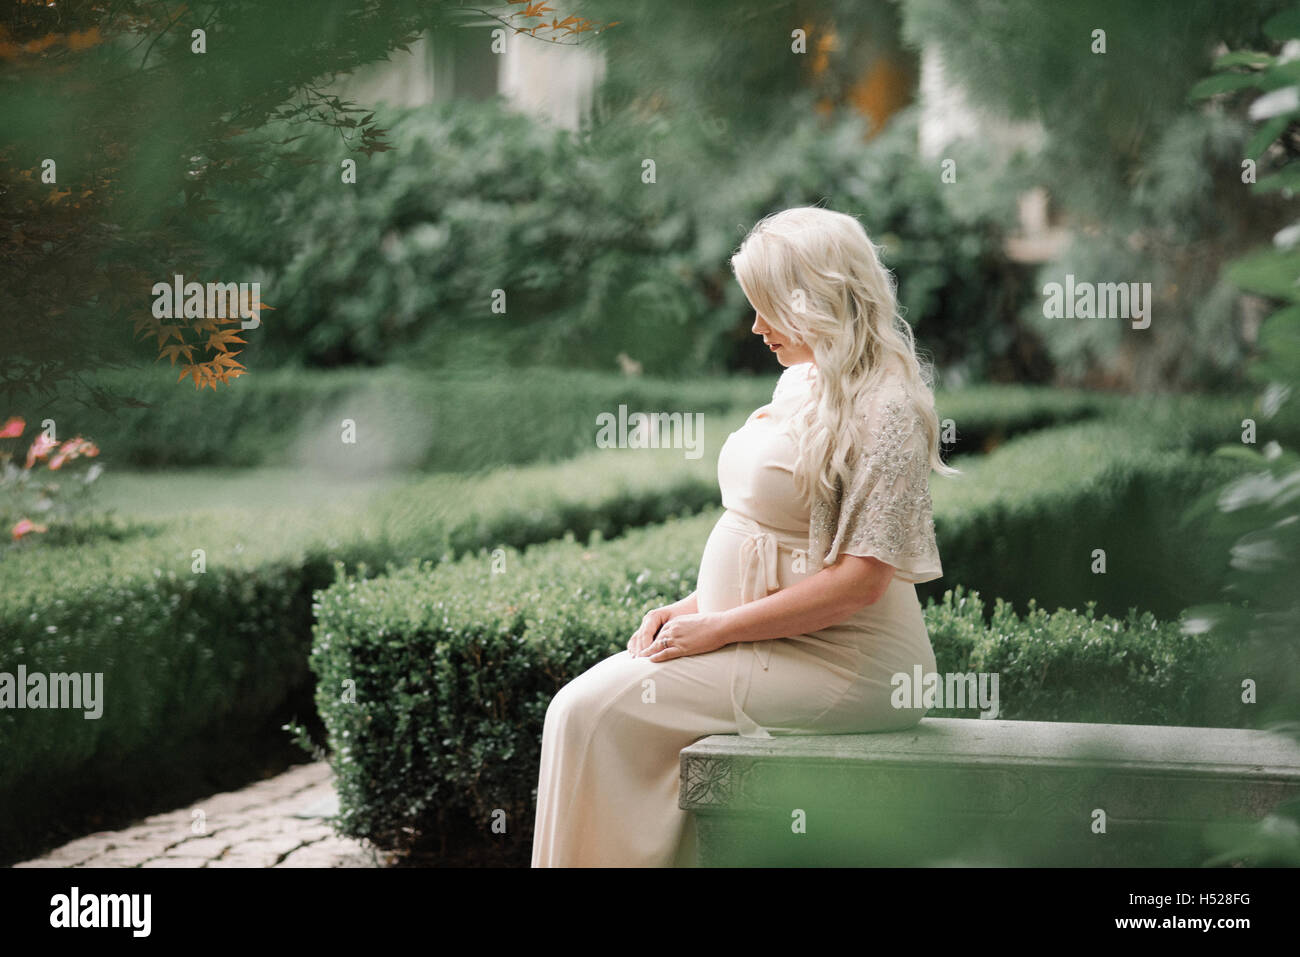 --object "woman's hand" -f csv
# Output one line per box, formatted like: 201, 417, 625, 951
627, 593, 700, 657
636, 612, 731, 662
626, 605, 676, 658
